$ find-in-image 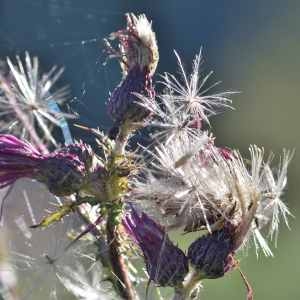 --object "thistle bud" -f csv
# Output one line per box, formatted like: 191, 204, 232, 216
105, 13, 158, 125
123, 209, 188, 286
188, 227, 235, 279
